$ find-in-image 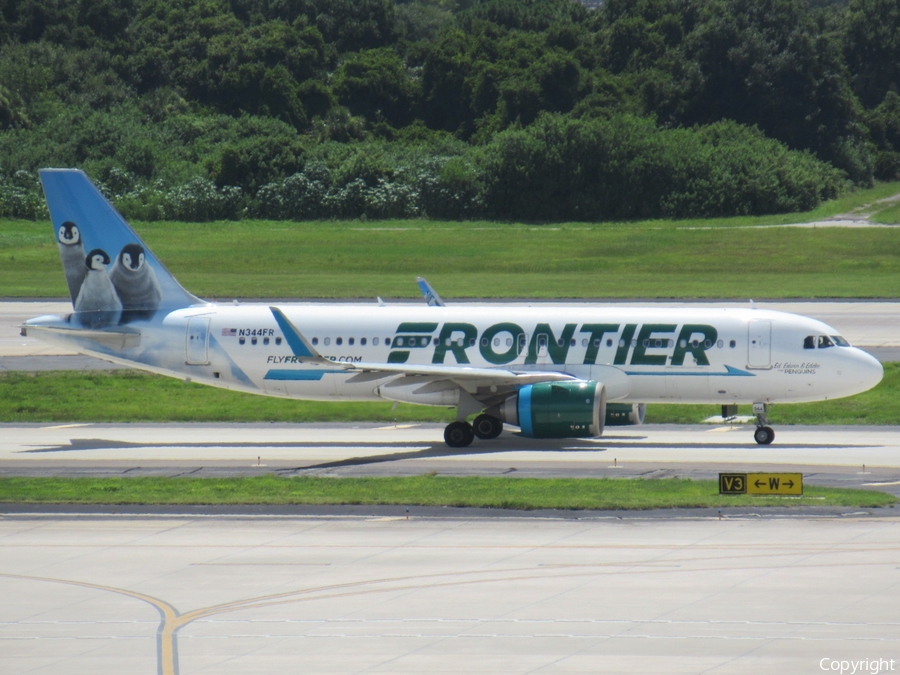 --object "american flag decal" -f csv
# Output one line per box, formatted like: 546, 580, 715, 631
222, 328, 236, 336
